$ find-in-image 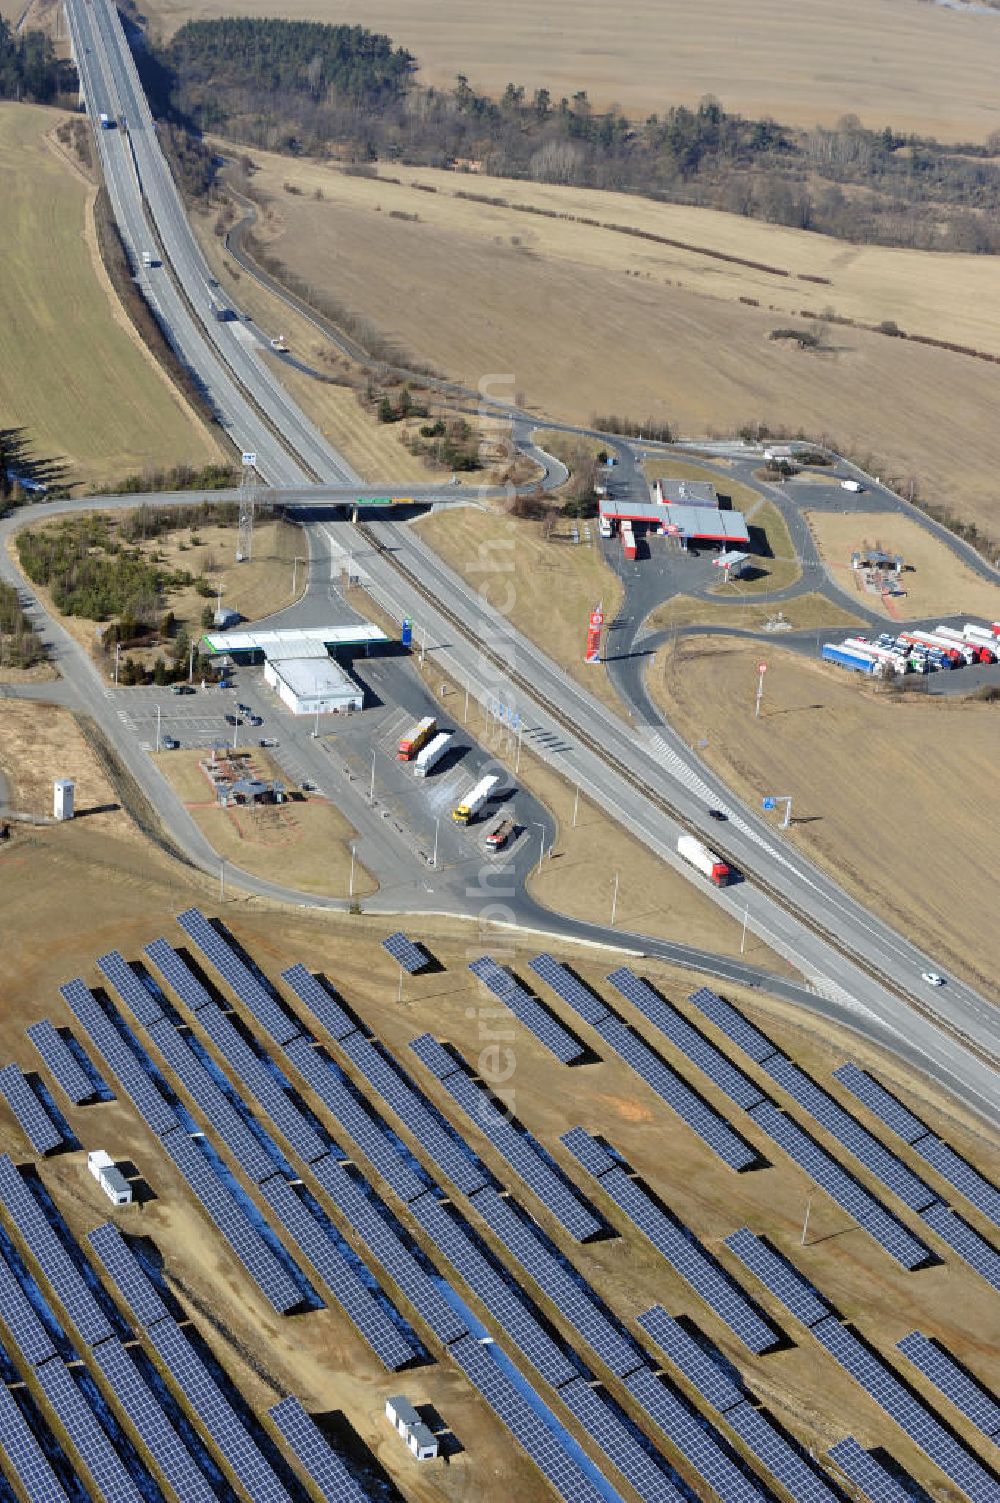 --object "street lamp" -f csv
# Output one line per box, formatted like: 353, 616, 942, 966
533, 822, 546, 874
348, 844, 356, 898
431, 817, 440, 870
155, 705, 161, 753
610, 871, 619, 927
